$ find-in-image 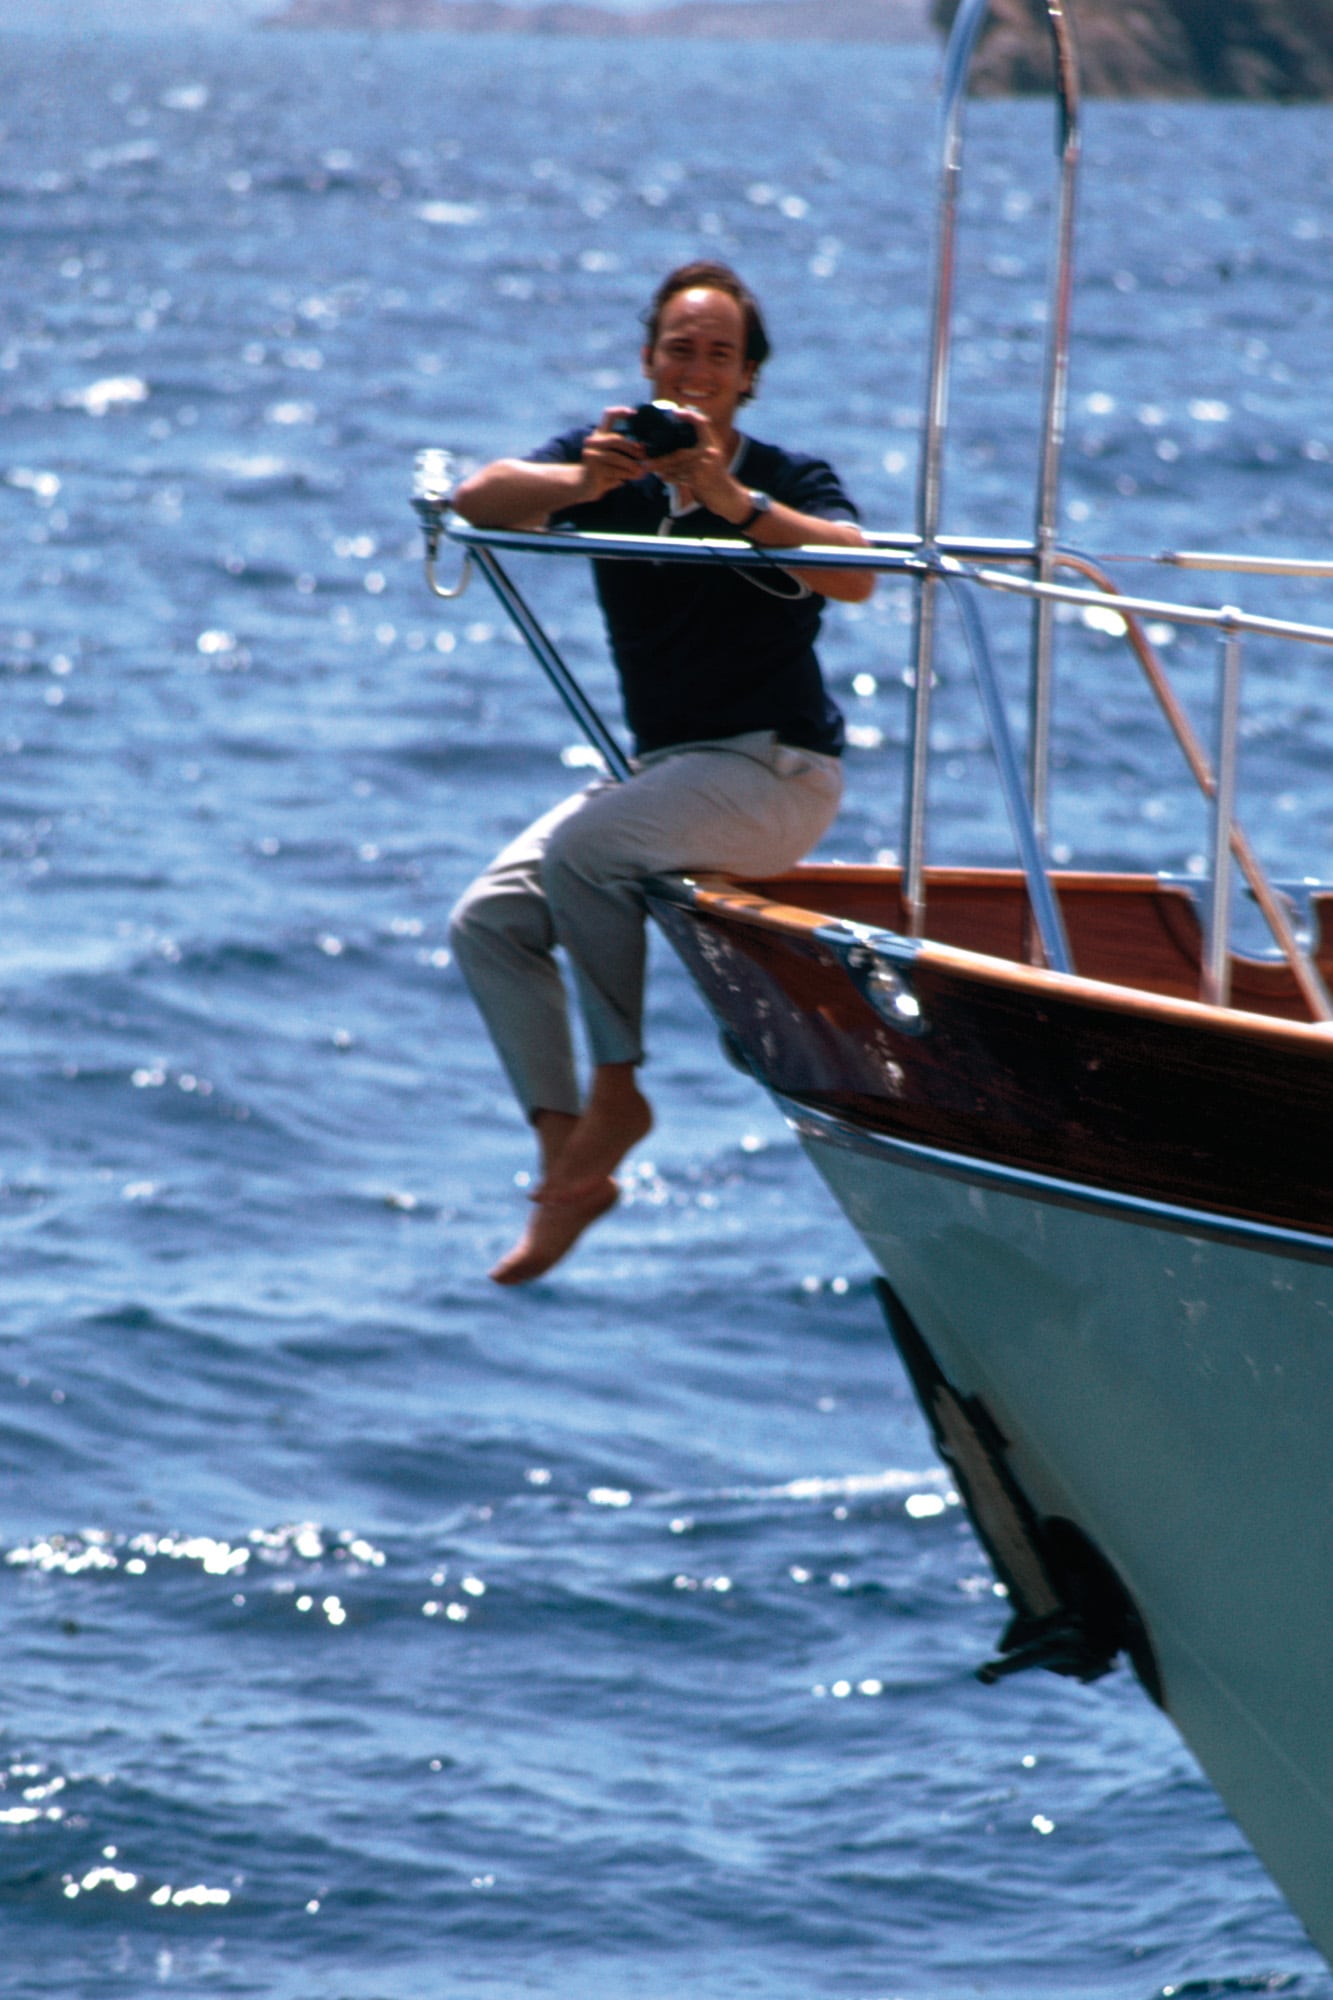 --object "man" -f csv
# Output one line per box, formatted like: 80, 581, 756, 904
450, 261, 872, 1285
